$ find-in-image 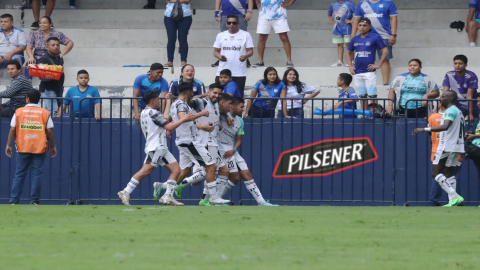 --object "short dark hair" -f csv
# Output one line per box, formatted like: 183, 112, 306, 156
218, 93, 233, 103
26, 89, 41, 104
227, 15, 239, 21
178, 82, 194, 94
339, 73, 353, 86
7, 60, 21, 70
408, 59, 422, 66
209, 83, 224, 91
219, 69, 232, 78
46, 37, 60, 44
453, 55, 468, 64
231, 96, 244, 105
143, 90, 159, 105
0, 14, 13, 21
77, 69, 89, 77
